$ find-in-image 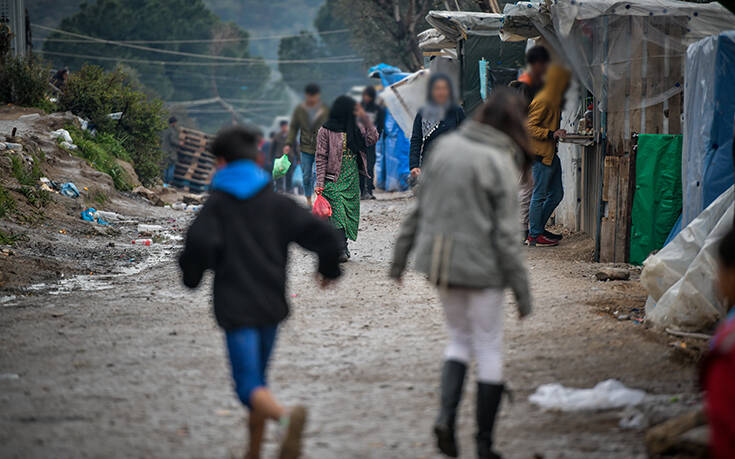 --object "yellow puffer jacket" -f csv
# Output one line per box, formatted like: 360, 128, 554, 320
527, 65, 571, 165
